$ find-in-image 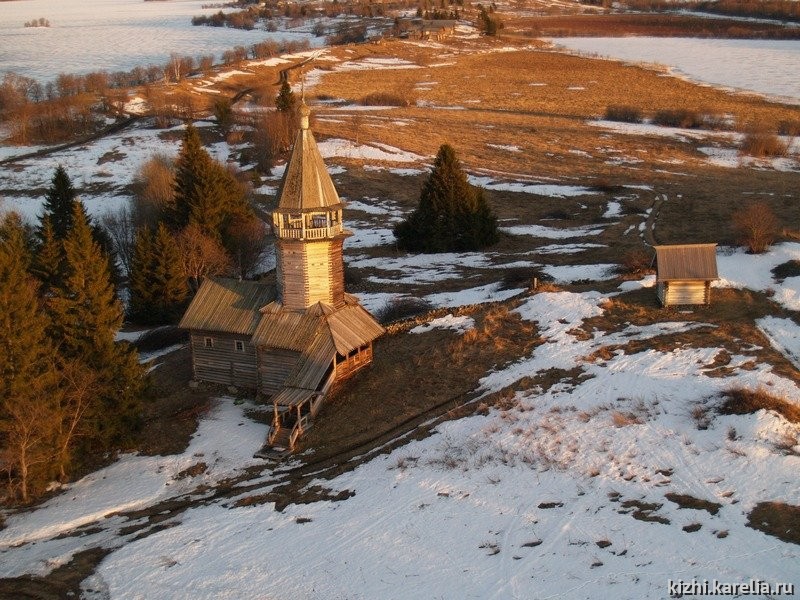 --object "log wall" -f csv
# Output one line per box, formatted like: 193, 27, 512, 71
189, 330, 258, 388
658, 281, 711, 306
276, 238, 345, 309
259, 347, 301, 396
